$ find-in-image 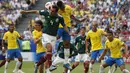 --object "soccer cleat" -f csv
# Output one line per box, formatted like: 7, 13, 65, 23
63, 63, 72, 70
13, 69, 18, 73
34, 65, 38, 73
49, 65, 57, 71
4, 70, 7, 73
18, 70, 25, 73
